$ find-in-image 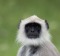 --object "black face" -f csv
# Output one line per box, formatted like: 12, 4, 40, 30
25, 22, 41, 39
